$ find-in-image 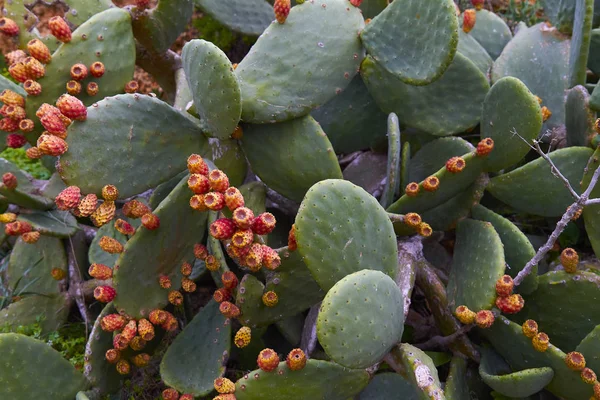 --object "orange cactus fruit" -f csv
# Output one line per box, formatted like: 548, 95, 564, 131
446, 156, 466, 173
116, 359, 131, 375
48, 16, 71, 42
190, 194, 208, 211
0, 117, 19, 132
101, 184, 119, 201
19, 118, 35, 132
56, 94, 87, 121
262, 291, 279, 307
258, 348, 280, 372
582, 368, 597, 384
404, 213, 422, 228
5, 50, 26, 66
541, 106, 552, 122
532, 332, 550, 352
214, 377, 236, 394
561, 248, 579, 273
5, 105, 26, 121
475, 310, 495, 329
417, 223, 433, 237
114, 219, 136, 236
2, 172, 17, 189
252, 212, 276, 235
232, 207, 255, 230
221, 271, 239, 290
94, 285, 116, 303
124, 80, 139, 93
90, 61, 105, 77
214, 288, 232, 303
100, 314, 127, 332
23, 80, 42, 96
66, 80, 82, 95
188, 173, 211, 194
70, 63, 87, 80
27, 39, 51, 63
25, 146, 42, 159
219, 301, 241, 318
159, 311, 176, 330
55, 186, 81, 210
89, 263, 113, 280
141, 213, 160, 230
137, 318, 155, 341
131, 353, 151, 368
208, 169, 230, 193
99, 236, 124, 254
422, 176, 440, 192
495, 294, 524, 314
522, 319, 538, 338
49, 266, 65, 279
495, 275, 514, 297
0, 18, 19, 36
204, 191, 226, 211
455, 305, 476, 324
262, 246, 282, 270
162, 388, 179, 400
0, 89, 25, 107
405, 182, 420, 197
39, 112, 67, 136
105, 349, 120, 364
245, 243, 265, 272
23, 56, 45, 79
476, 138, 494, 157
224, 187, 245, 210
129, 336, 147, 351
86, 82, 99, 96
181, 261, 193, 277
159, 275, 172, 289
288, 224, 298, 251
77, 194, 98, 217
5, 221, 32, 235
168, 290, 184, 306
0, 213, 16, 223
463, 9, 476, 33
235, 326, 251, 348
274, 0, 291, 24
206, 255, 220, 272
121, 320, 138, 342
286, 348, 307, 371
232, 229, 254, 248
194, 243, 208, 260
181, 277, 197, 293
149, 309, 168, 326
565, 351, 587, 371
187, 154, 209, 175
8, 62, 28, 83
122, 199, 150, 219
210, 218, 237, 240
